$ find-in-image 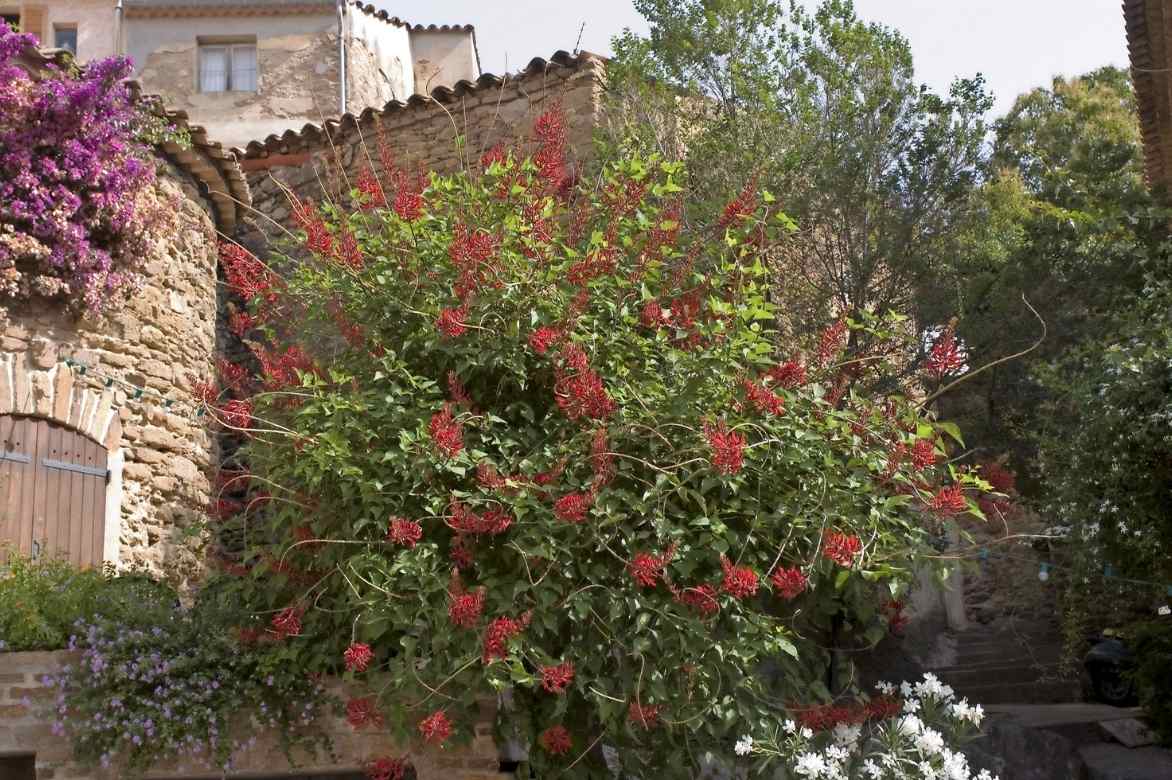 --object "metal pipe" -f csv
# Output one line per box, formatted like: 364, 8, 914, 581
114, 0, 124, 57
337, 0, 346, 115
